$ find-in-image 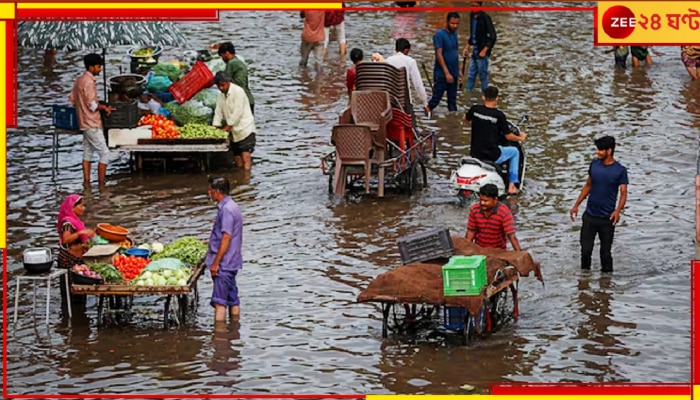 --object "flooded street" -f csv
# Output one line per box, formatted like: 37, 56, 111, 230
4, 4, 694, 395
